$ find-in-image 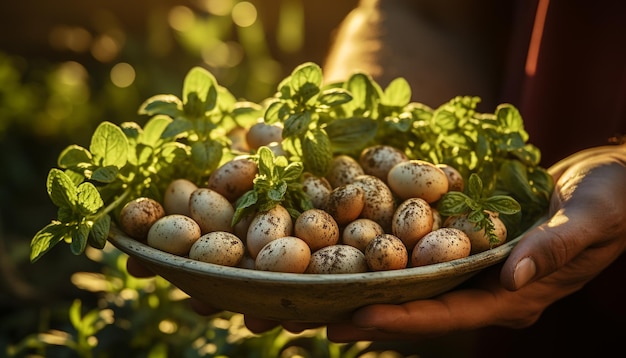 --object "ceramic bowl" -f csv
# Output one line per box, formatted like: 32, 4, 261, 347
107, 215, 545, 323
